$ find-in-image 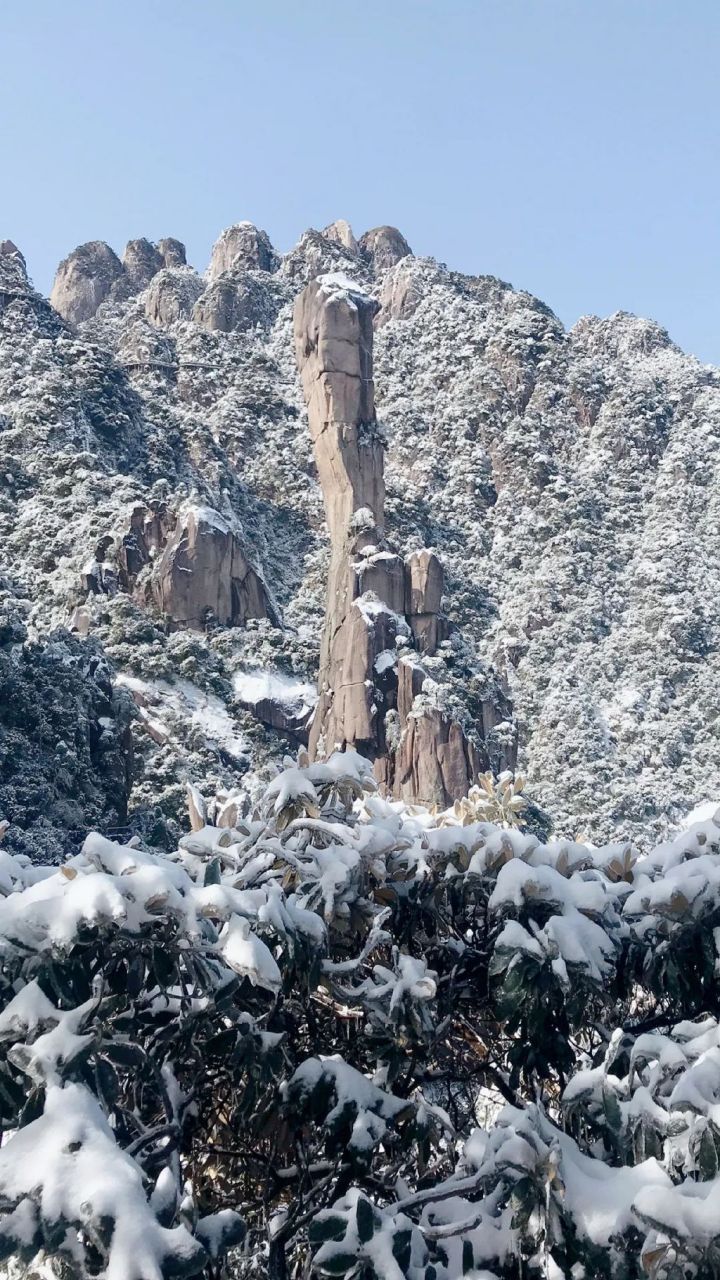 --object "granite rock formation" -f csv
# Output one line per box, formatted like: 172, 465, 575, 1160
122, 238, 165, 291
3, 214, 717, 849
358, 225, 412, 272
157, 237, 187, 267
208, 223, 278, 278
322, 219, 359, 254
145, 267, 204, 327
294, 272, 483, 805
50, 237, 188, 324
149, 506, 278, 630
193, 275, 270, 334
78, 501, 278, 633
50, 240, 125, 324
